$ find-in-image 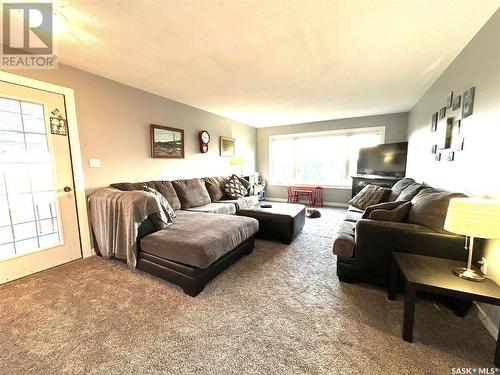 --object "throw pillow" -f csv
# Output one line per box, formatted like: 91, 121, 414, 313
368, 201, 412, 222
172, 178, 212, 209
223, 176, 247, 199
235, 175, 251, 195
407, 188, 467, 233
396, 183, 425, 202
348, 185, 391, 210
362, 201, 409, 219
388, 178, 416, 201
138, 185, 175, 230
204, 176, 229, 202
